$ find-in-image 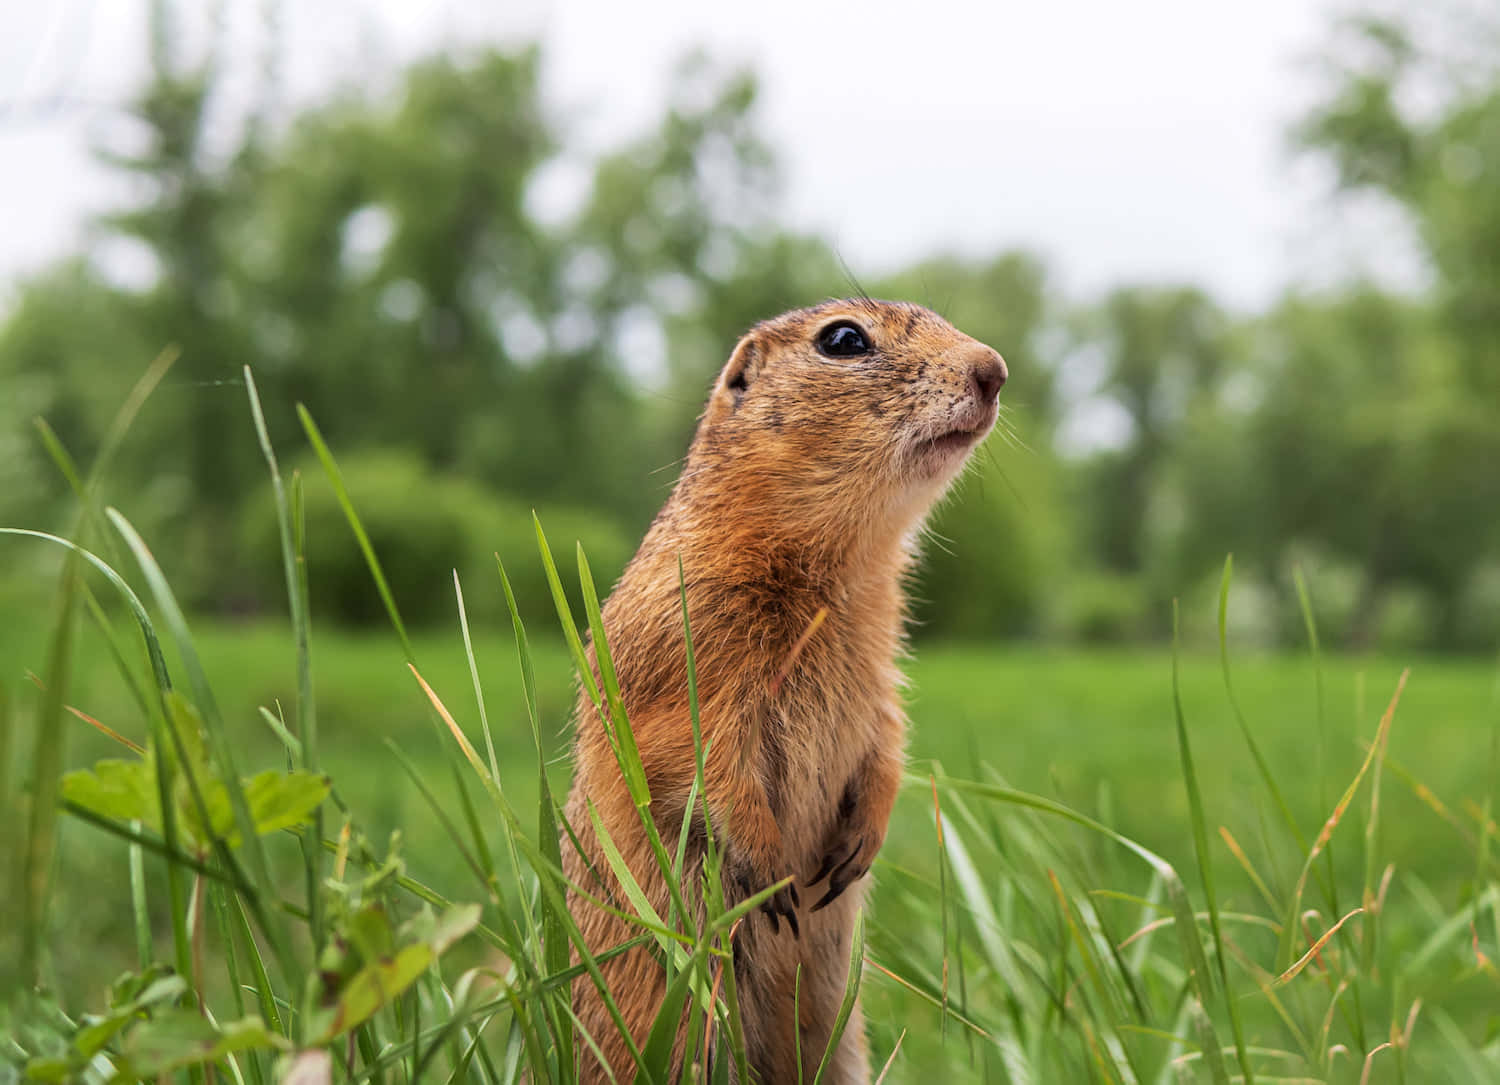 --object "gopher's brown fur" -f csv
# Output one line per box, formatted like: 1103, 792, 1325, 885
563, 299, 1006, 1082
